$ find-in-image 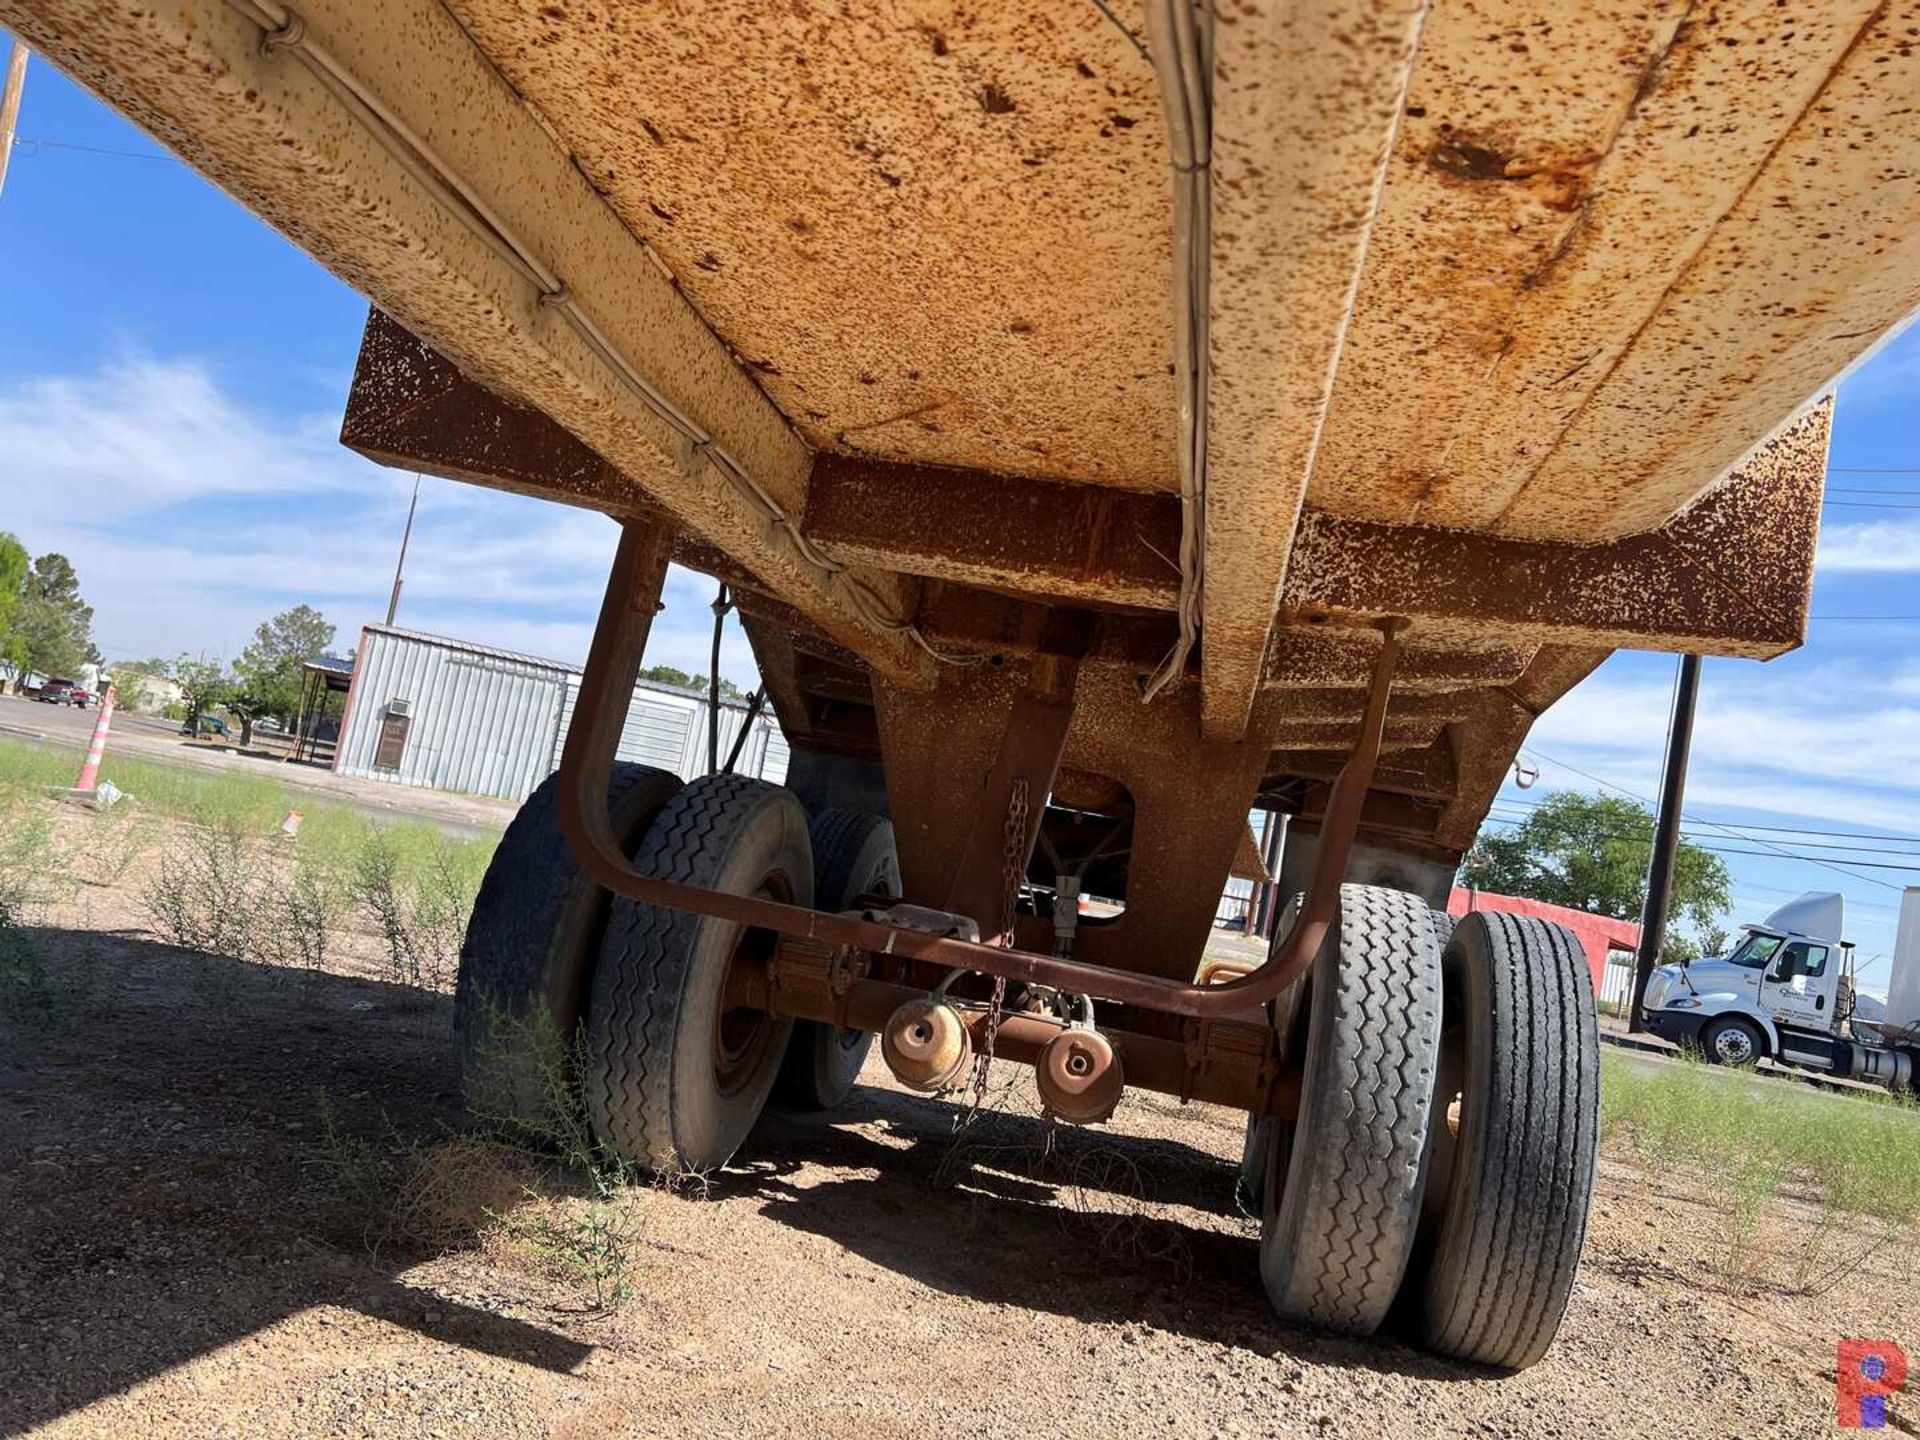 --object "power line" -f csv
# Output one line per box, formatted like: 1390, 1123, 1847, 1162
11, 135, 176, 163
1485, 795, 1920, 849
1733, 877, 1902, 912
1477, 813, 1920, 872
1516, 744, 1904, 890
1485, 820, 1920, 862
